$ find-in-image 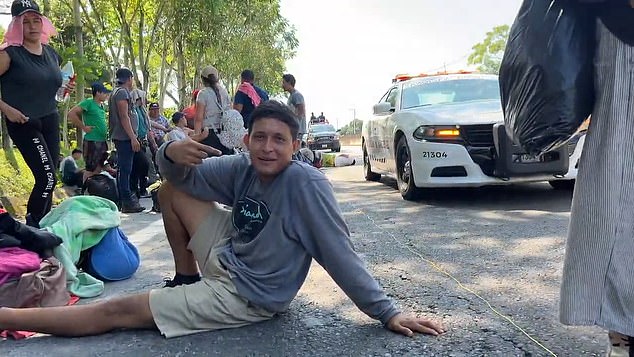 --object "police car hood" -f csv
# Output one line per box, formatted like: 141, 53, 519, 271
404, 99, 503, 125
